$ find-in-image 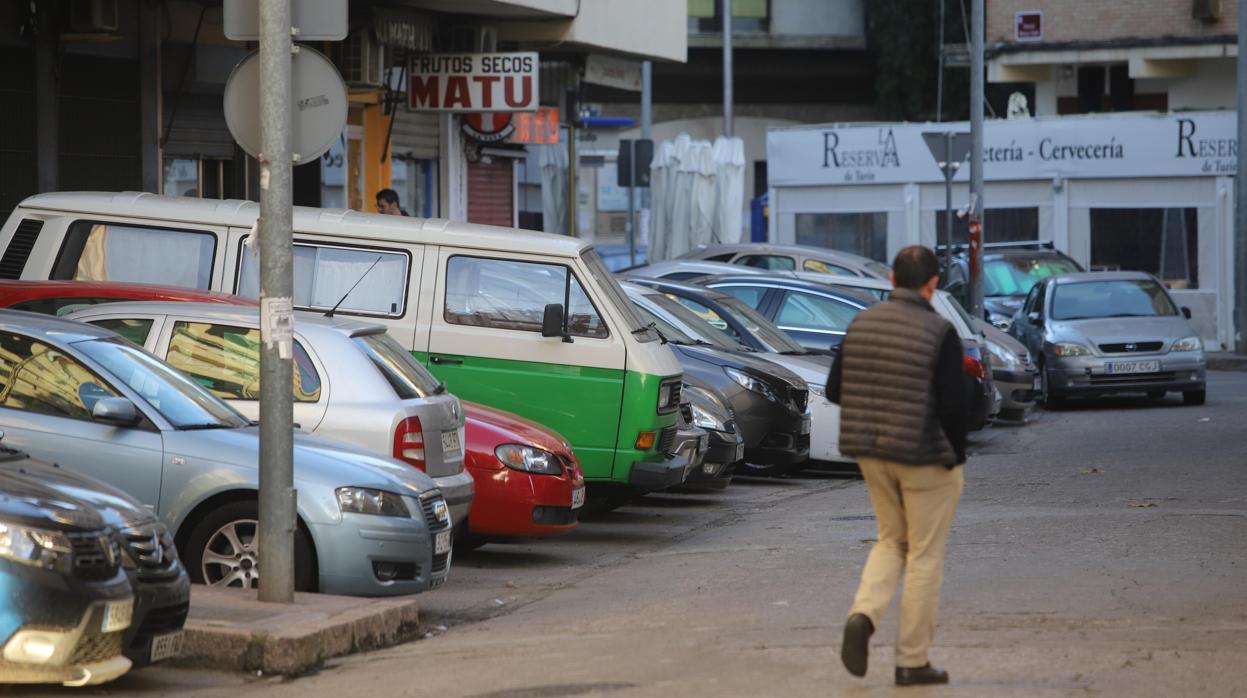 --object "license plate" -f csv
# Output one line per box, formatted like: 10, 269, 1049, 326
1106, 360, 1160, 374
101, 598, 133, 633
571, 487, 585, 509
1032, 374, 1042, 391
734, 443, 745, 462
150, 631, 184, 662
440, 430, 460, 454
800, 417, 811, 435
434, 529, 452, 555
